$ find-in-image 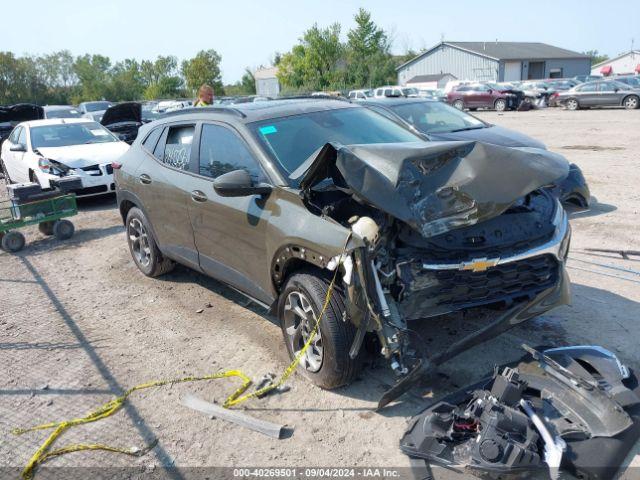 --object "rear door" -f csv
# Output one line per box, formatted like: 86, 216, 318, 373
187, 122, 273, 304
576, 82, 599, 106
133, 123, 199, 269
